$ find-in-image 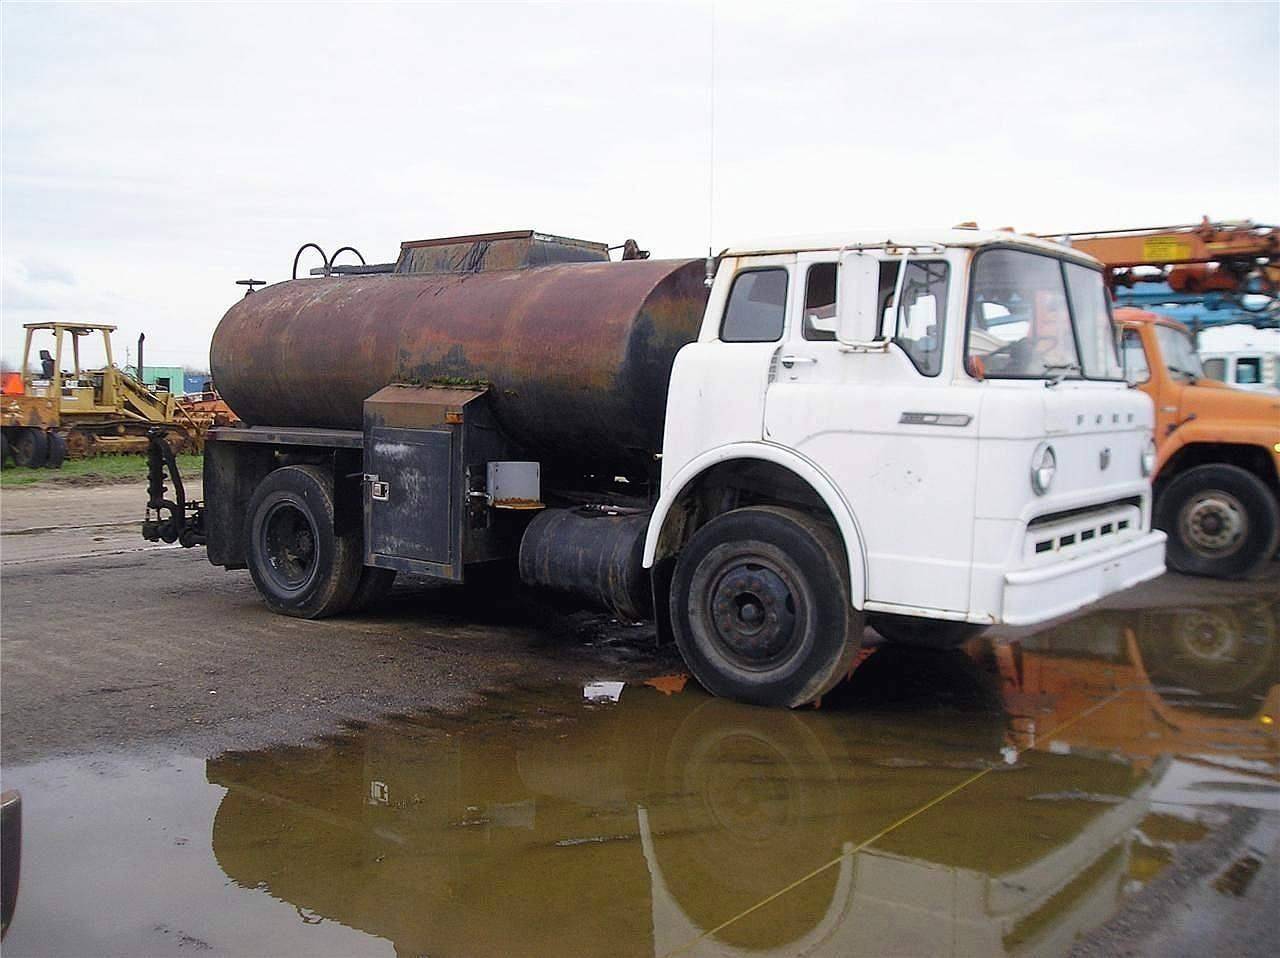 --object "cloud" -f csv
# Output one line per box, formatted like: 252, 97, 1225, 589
2, 1, 1277, 369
